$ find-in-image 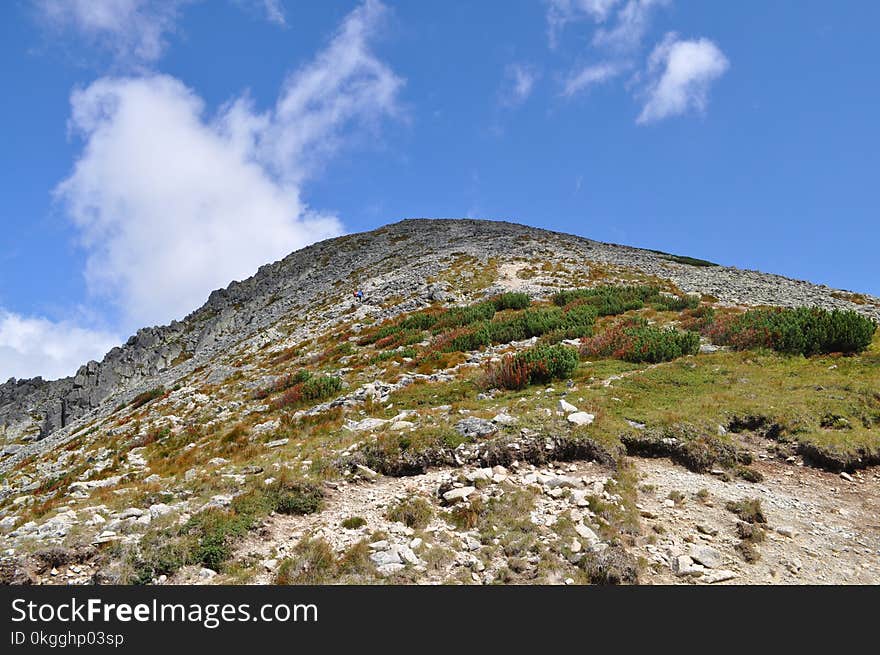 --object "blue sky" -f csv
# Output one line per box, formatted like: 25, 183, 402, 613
1, 1, 878, 381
